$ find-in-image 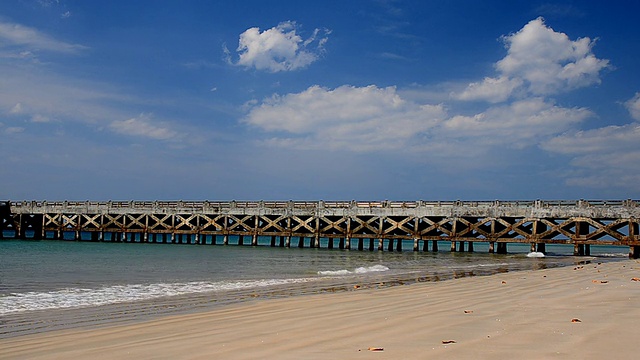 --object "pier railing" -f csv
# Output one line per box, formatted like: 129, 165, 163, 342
2, 200, 640, 257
